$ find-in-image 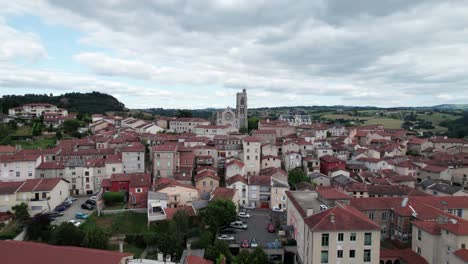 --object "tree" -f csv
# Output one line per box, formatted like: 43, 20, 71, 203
203, 199, 237, 230
55, 131, 63, 140
233, 251, 251, 264
249, 247, 269, 264
103, 192, 125, 206
82, 226, 109, 249
239, 126, 248, 134
205, 240, 232, 264
12, 202, 30, 223
175, 109, 193, 118
172, 210, 189, 242
247, 117, 260, 132
63, 119, 81, 134
26, 213, 52, 241
7, 120, 17, 130
51, 222, 85, 246
288, 168, 309, 189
